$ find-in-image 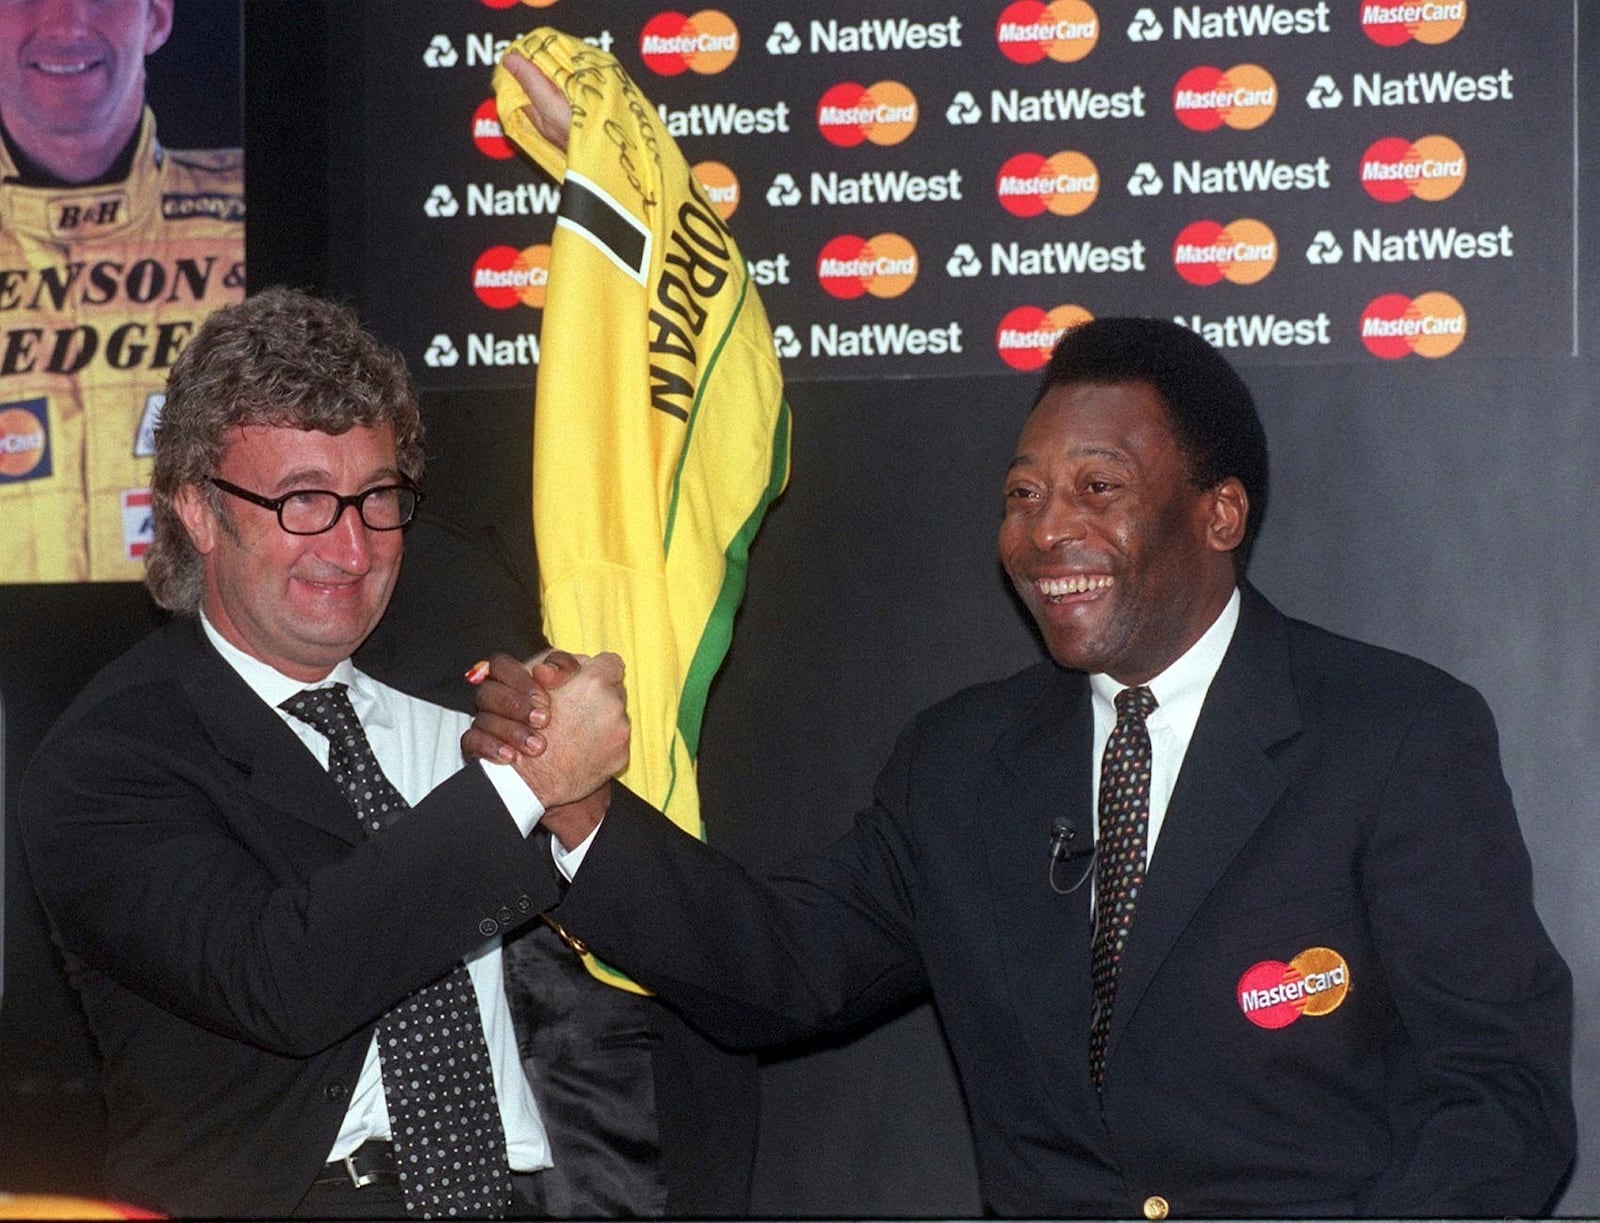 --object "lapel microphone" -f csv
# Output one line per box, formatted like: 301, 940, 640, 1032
1048, 818, 1095, 895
